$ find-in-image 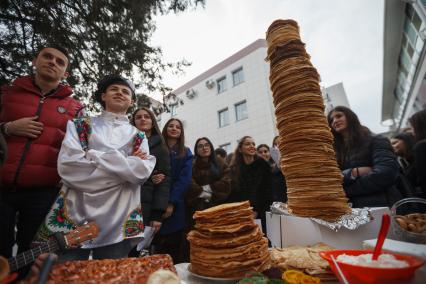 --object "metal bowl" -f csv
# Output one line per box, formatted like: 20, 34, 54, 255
390, 197, 426, 244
